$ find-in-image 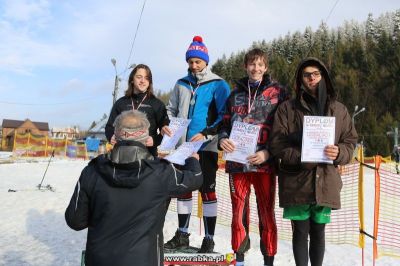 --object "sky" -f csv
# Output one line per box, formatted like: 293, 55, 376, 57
0, 0, 399, 129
